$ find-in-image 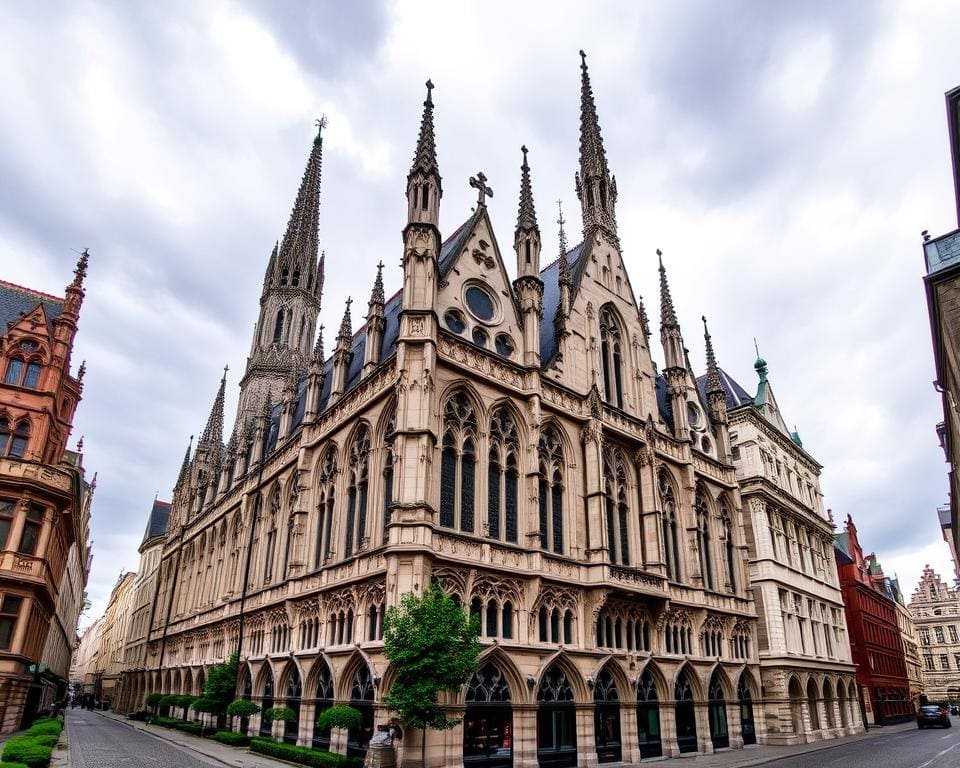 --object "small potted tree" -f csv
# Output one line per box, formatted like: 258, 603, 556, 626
262, 706, 297, 742
226, 698, 260, 734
